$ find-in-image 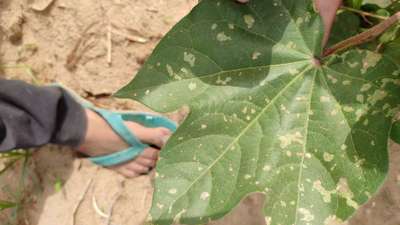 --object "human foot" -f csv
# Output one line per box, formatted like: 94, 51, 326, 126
77, 109, 172, 178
